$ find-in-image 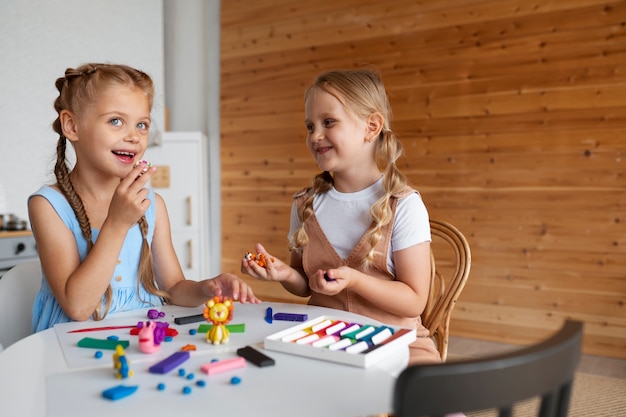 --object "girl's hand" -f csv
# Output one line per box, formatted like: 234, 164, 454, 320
240, 243, 290, 282
202, 273, 262, 304
106, 162, 156, 230
308, 266, 354, 295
